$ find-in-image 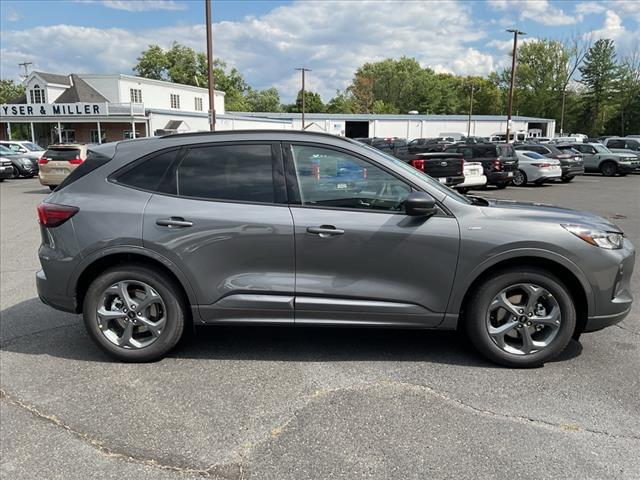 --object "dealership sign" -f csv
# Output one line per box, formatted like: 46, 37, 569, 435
1, 103, 107, 117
